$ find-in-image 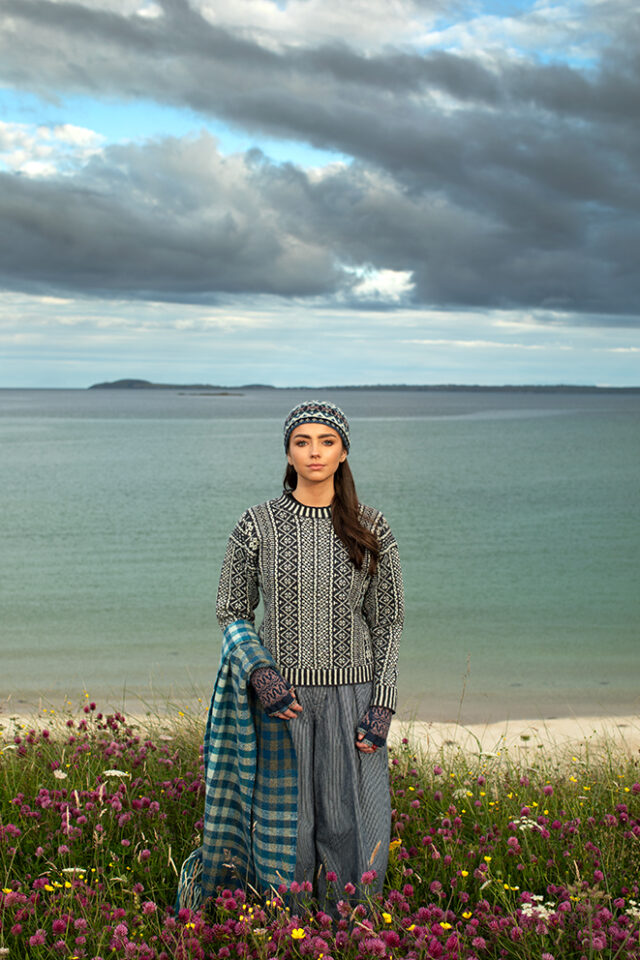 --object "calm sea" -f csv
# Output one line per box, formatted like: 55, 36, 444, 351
2, 387, 639, 723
